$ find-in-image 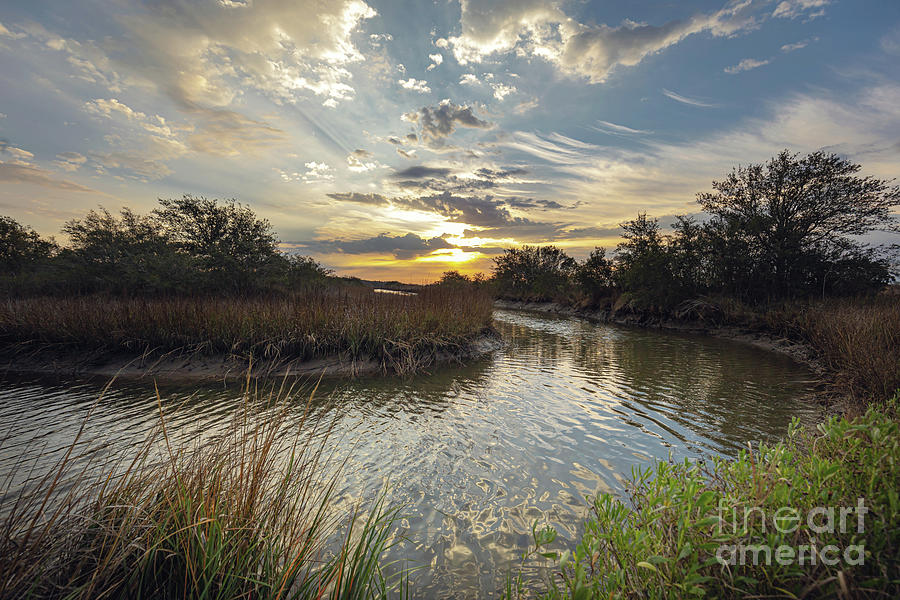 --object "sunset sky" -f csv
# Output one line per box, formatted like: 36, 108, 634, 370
1, 0, 899, 281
